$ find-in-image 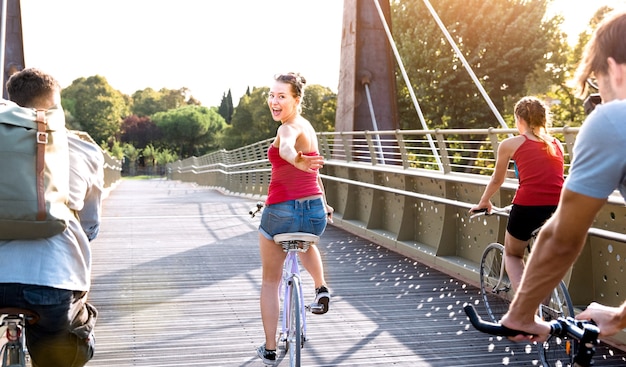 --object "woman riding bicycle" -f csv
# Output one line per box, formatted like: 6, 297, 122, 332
256, 72, 333, 365
470, 96, 564, 294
